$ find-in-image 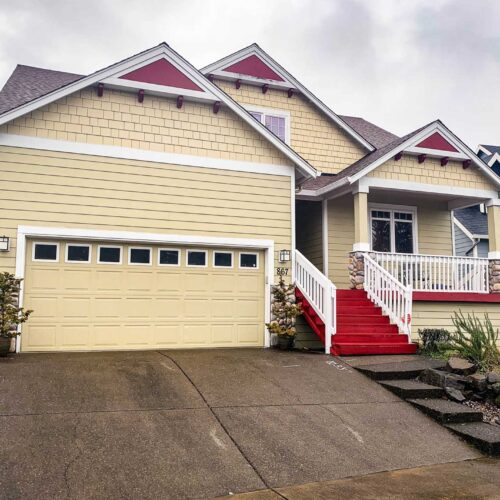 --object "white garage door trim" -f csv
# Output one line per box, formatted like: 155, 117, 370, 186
15, 225, 275, 352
